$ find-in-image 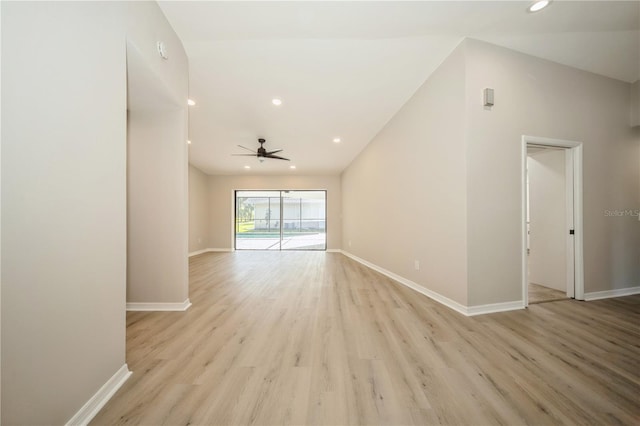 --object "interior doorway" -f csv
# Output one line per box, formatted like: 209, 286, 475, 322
521, 136, 584, 306
527, 146, 570, 303
235, 190, 327, 251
